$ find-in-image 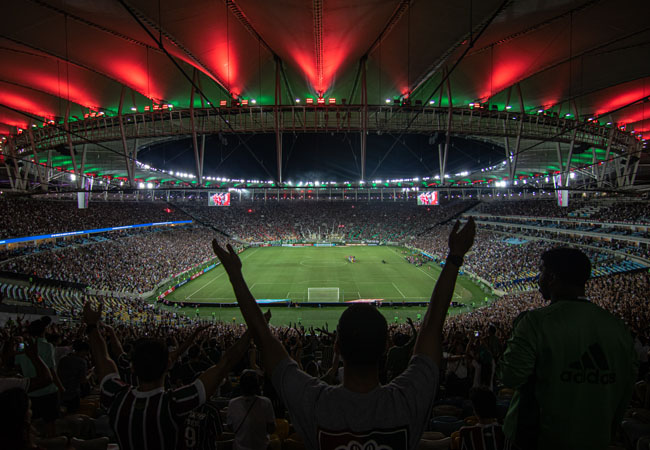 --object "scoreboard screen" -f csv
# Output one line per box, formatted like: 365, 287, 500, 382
208, 192, 231, 206
417, 191, 439, 206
